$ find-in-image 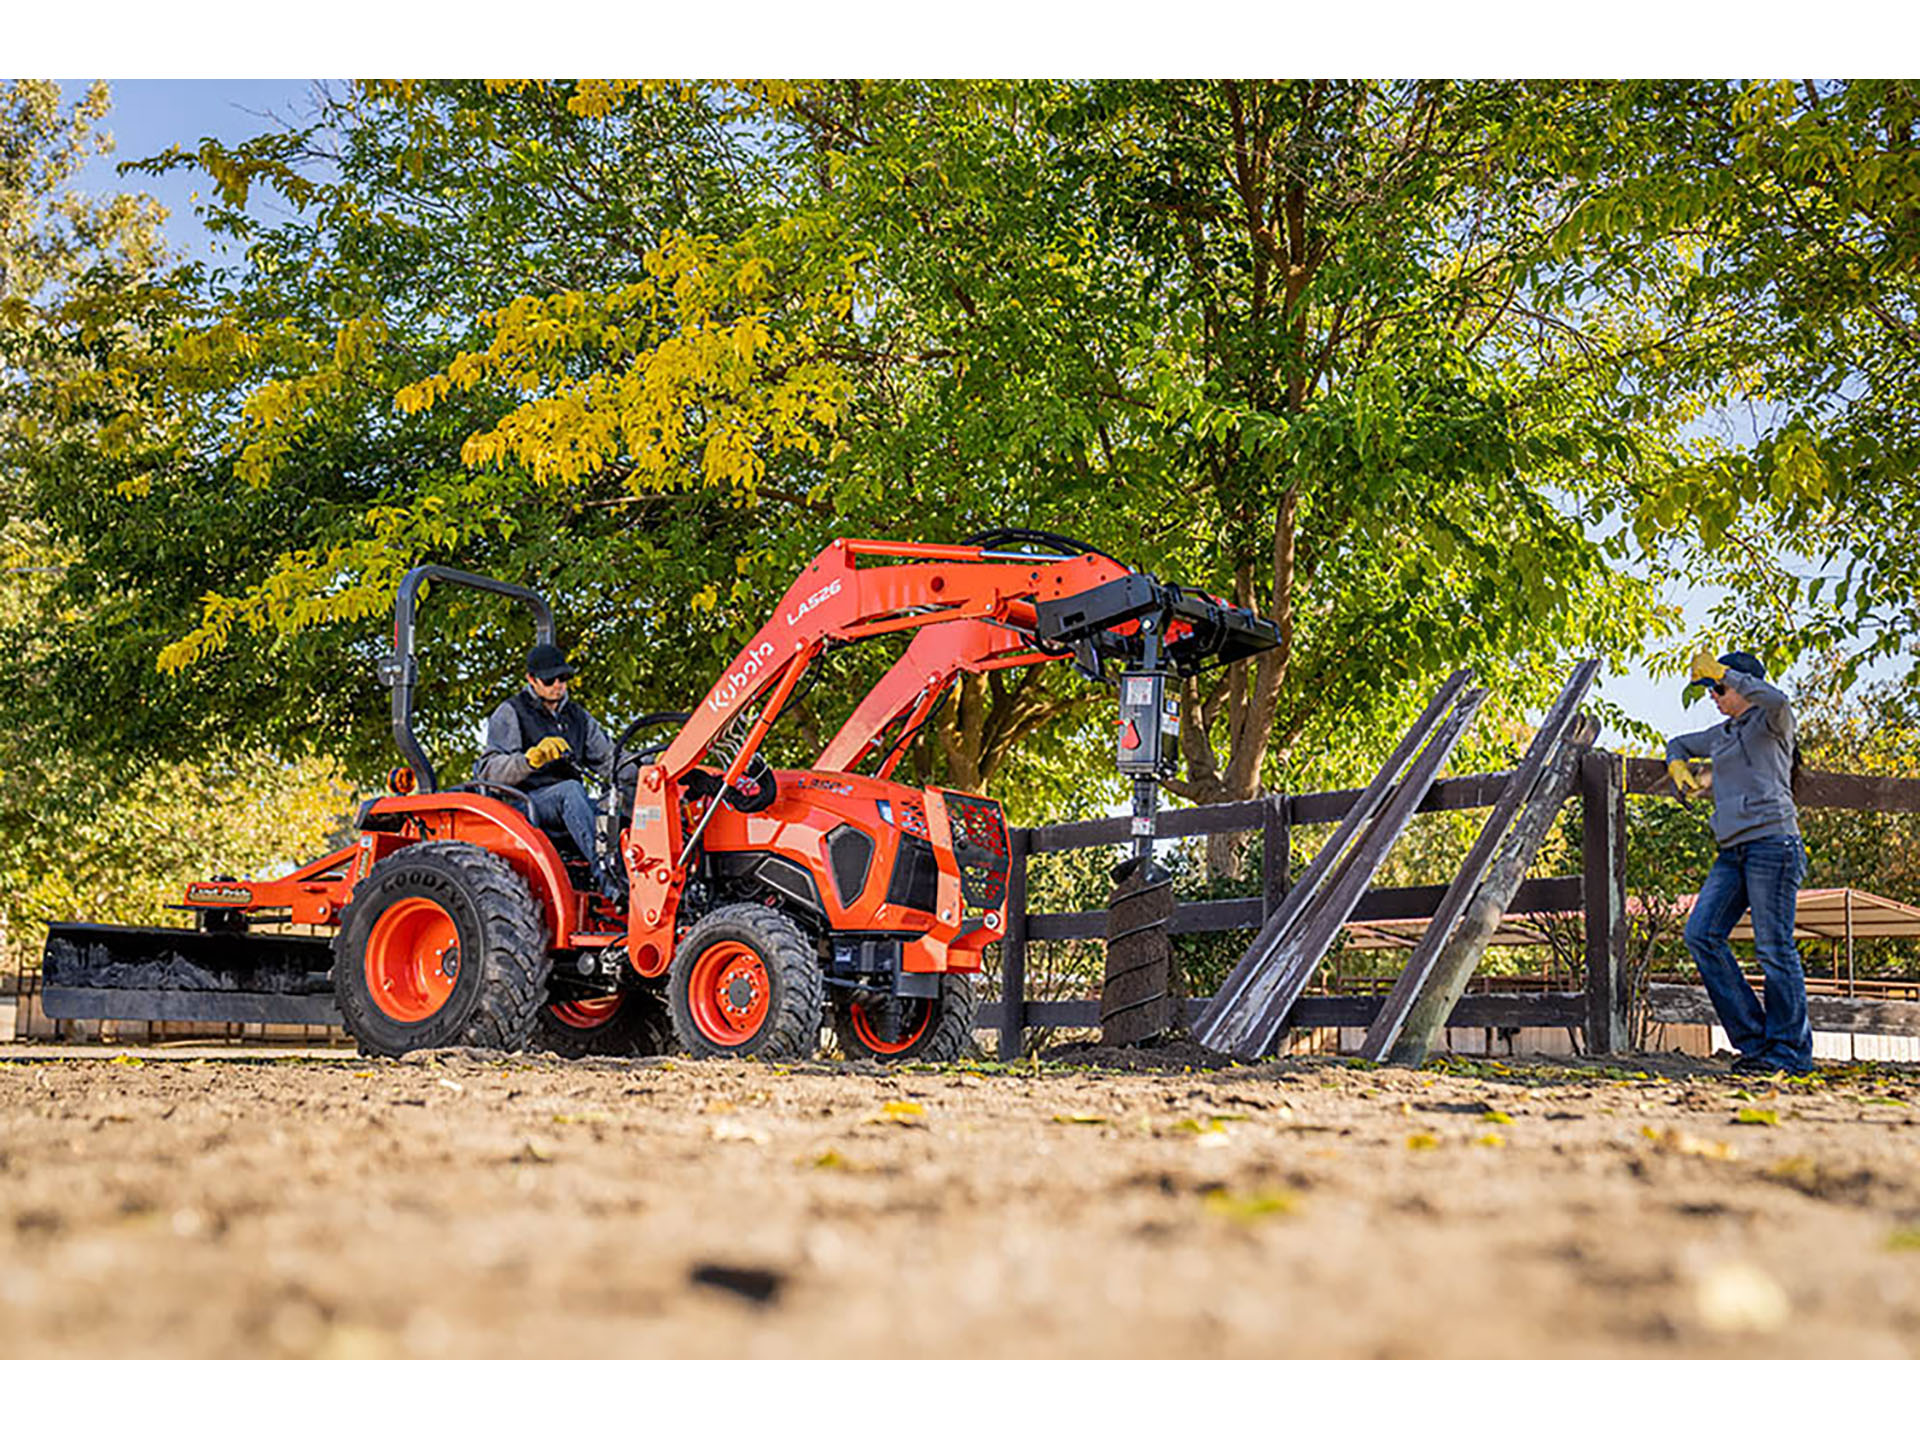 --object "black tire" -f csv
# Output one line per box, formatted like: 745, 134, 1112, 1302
833, 973, 978, 1063
669, 903, 824, 1061
332, 840, 550, 1058
533, 985, 676, 1058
